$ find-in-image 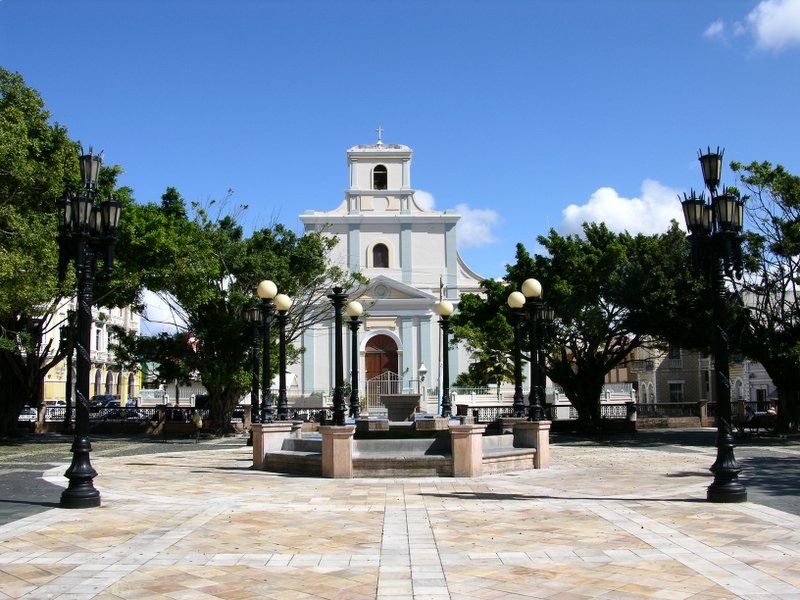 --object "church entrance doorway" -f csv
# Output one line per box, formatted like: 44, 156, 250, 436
364, 334, 399, 410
